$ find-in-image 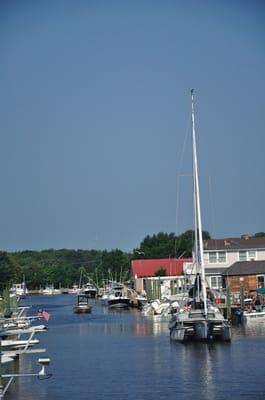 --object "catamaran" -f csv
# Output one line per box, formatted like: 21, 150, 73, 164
168, 90, 231, 342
